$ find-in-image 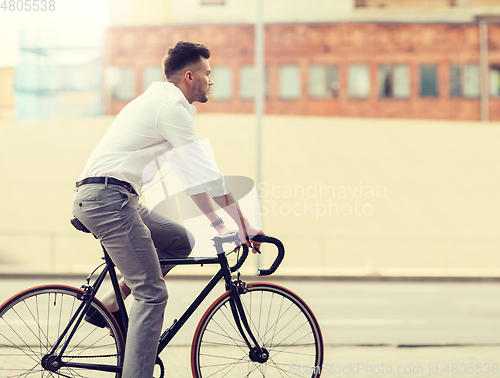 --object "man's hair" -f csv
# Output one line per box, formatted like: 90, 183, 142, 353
162, 41, 210, 81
